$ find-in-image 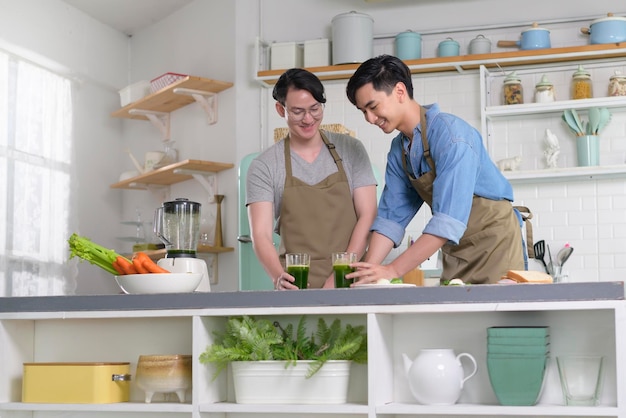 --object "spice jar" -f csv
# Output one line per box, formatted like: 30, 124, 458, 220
503, 71, 523, 105
534, 74, 555, 103
608, 71, 626, 96
571, 64, 593, 99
